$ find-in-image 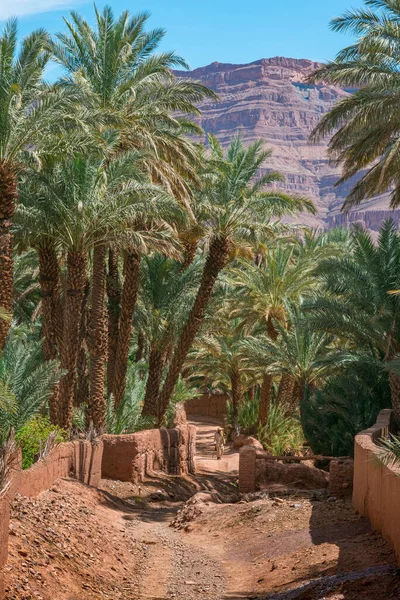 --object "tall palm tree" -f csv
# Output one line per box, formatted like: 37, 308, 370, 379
49, 5, 216, 402
136, 254, 201, 419
307, 220, 400, 423
243, 302, 336, 421
228, 239, 328, 422
0, 20, 66, 348
35, 148, 183, 430
309, 0, 400, 210
154, 136, 316, 424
